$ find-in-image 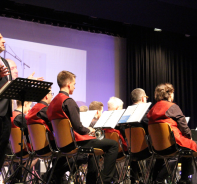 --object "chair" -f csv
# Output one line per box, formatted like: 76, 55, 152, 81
105, 131, 130, 183
5, 128, 34, 183
125, 126, 153, 184
27, 123, 59, 184
51, 118, 104, 184
148, 123, 197, 183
